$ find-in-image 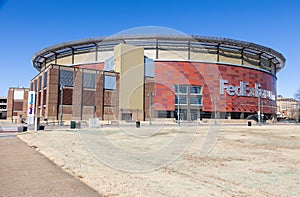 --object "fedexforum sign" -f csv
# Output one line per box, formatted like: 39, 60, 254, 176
220, 80, 276, 100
